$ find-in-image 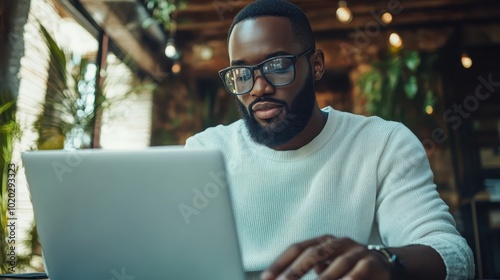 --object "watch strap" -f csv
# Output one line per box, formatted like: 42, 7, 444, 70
367, 245, 405, 279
